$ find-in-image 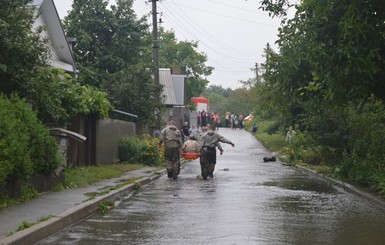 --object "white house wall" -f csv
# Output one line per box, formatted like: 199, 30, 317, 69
32, 0, 76, 73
